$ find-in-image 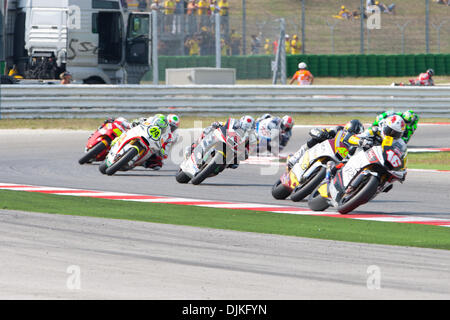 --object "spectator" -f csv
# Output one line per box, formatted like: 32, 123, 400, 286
186, 0, 197, 34
8, 65, 24, 79
264, 39, 272, 55
284, 34, 291, 54
137, 0, 148, 11
221, 38, 231, 56
250, 34, 261, 55
163, 0, 175, 32
333, 5, 353, 20
230, 29, 242, 55
208, 1, 220, 26
174, 0, 184, 33
435, 0, 450, 5
218, 0, 230, 35
151, 0, 161, 10
352, 8, 366, 20
59, 71, 72, 84
197, 0, 209, 28
289, 62, 314, 85
185, 36, 200, 55
290, 35, 302, 54
198, 26, 212, 55
375, 1, 396, 15
272, 39, 279, 55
